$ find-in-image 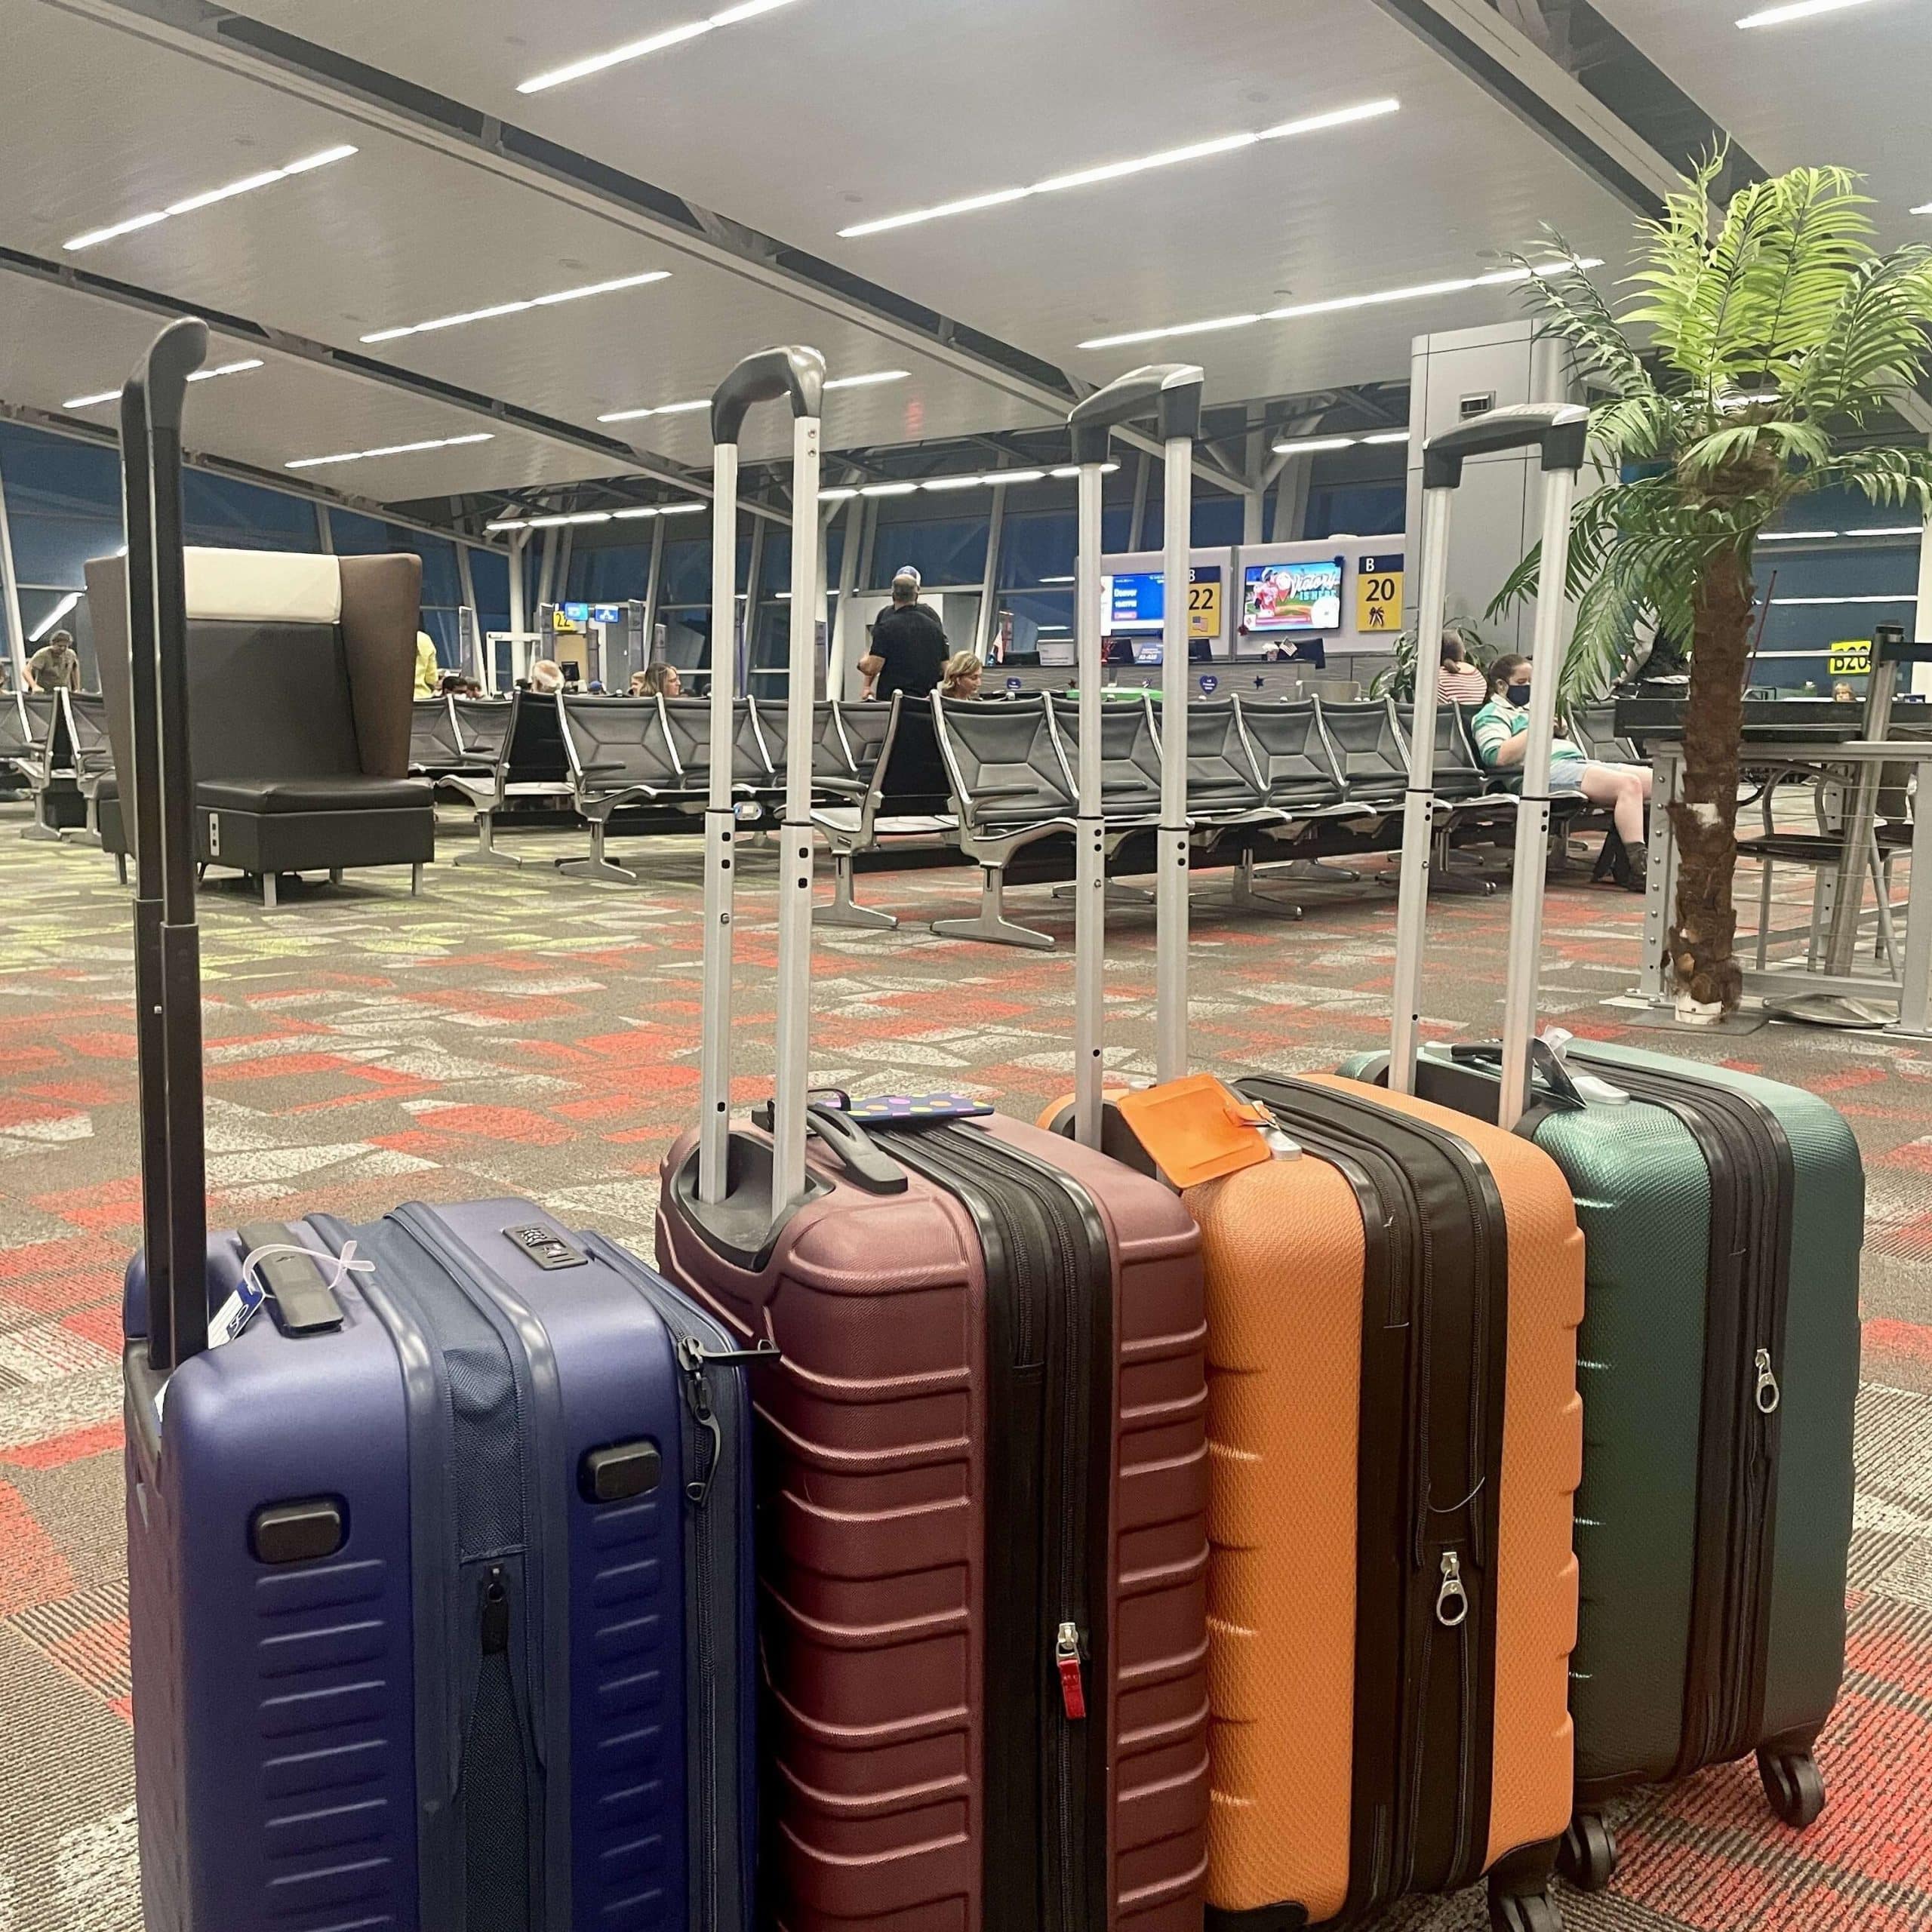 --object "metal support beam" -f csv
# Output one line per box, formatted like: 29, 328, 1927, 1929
0, 441, 26, 686
314, 501, 334, 552
829, 493, 863, 695
1128, 453, 1151, 554
1917, 441, 1932, 698
975, 485, 1008, 661
535, 526, 558, 617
